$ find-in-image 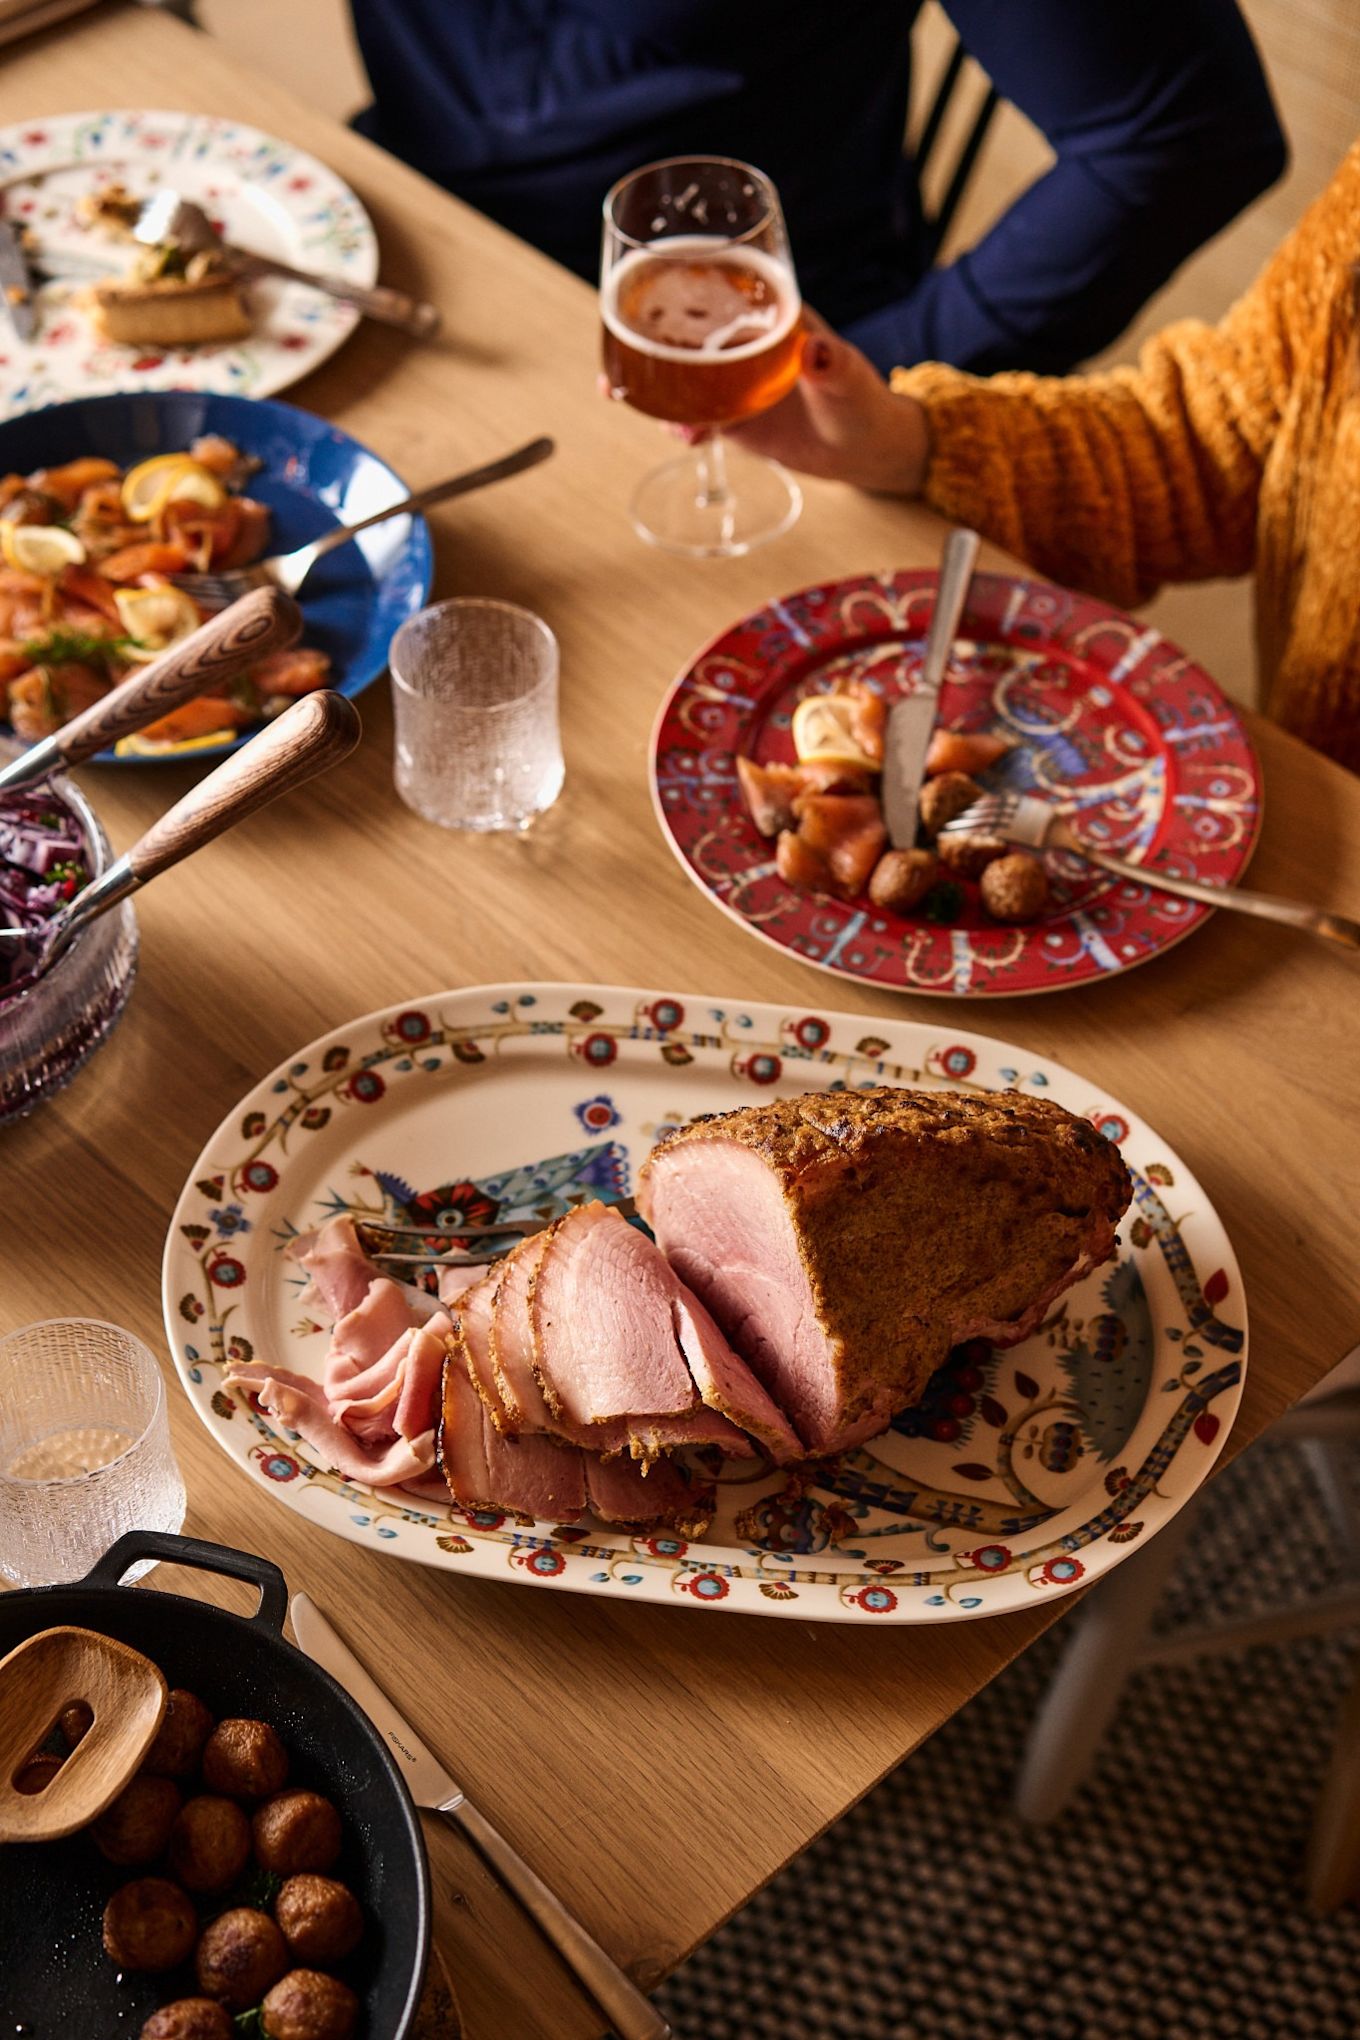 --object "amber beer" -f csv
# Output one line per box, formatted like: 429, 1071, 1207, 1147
602, 237, 803, 428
